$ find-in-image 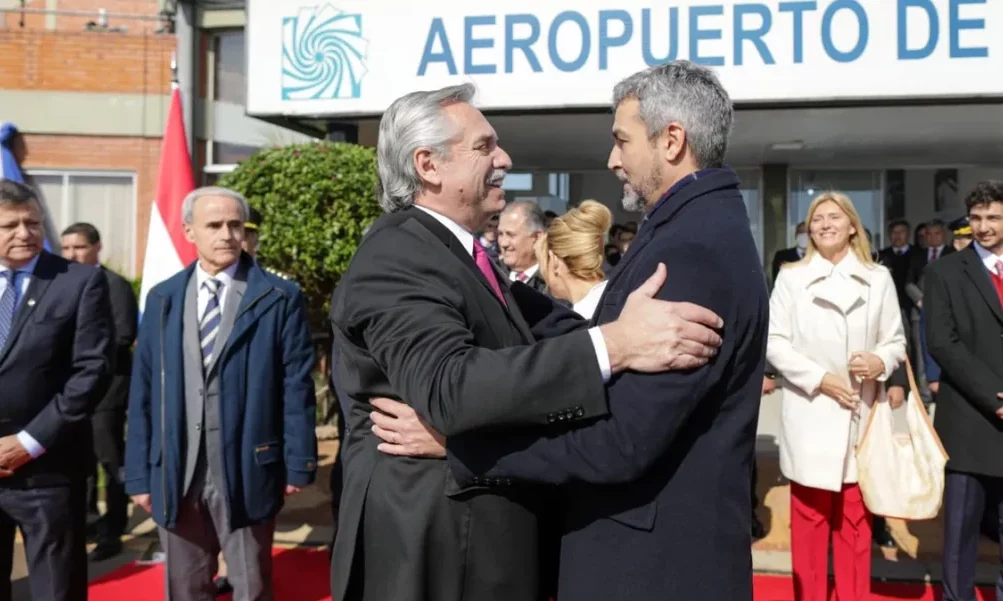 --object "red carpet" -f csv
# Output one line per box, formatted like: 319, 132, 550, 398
89, 549, 995, 601
88, 547, 332, 601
